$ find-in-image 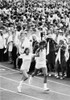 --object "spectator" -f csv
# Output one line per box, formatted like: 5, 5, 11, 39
0, 31, 4, 62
